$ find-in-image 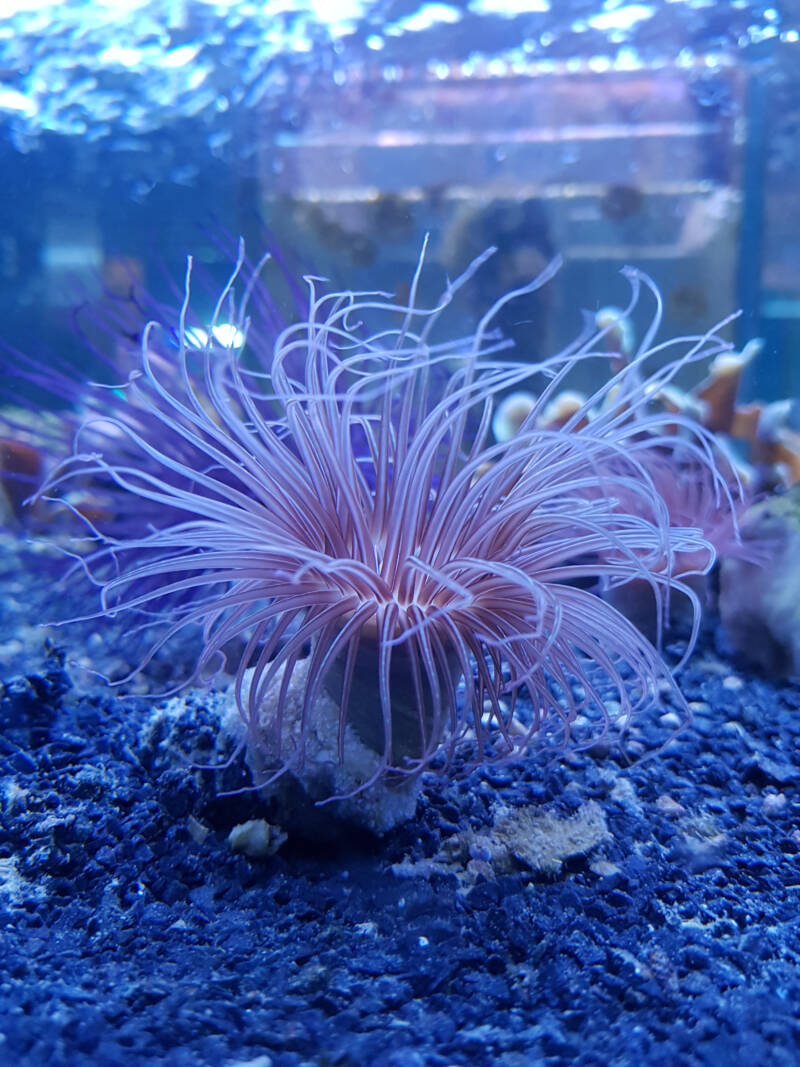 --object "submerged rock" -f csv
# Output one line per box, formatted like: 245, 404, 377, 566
719, 485, 800, 678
